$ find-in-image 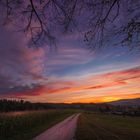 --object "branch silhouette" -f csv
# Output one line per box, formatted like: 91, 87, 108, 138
1, 0, 140, 49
